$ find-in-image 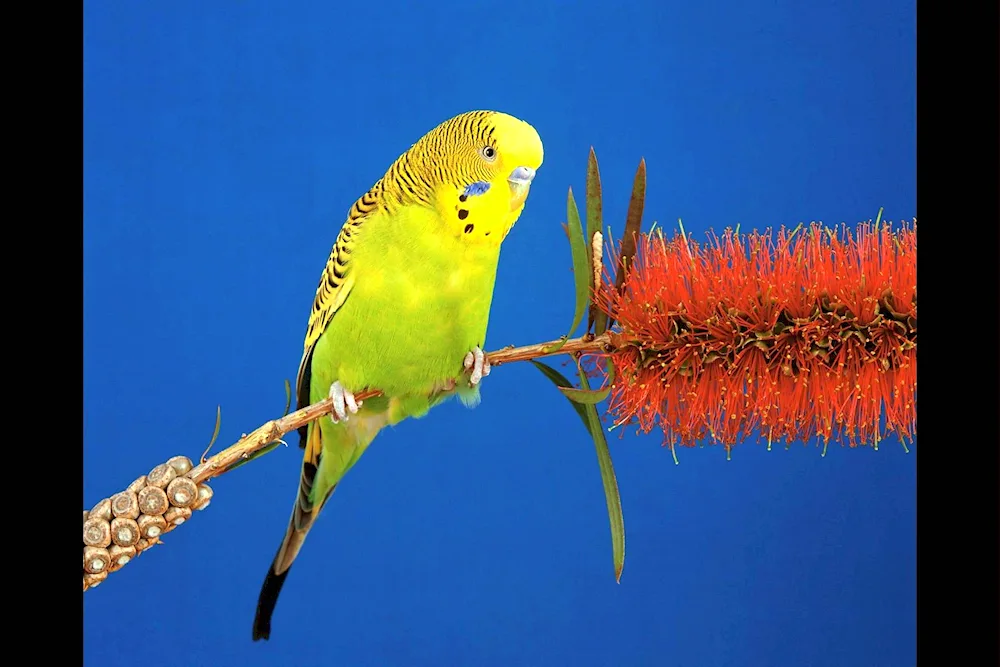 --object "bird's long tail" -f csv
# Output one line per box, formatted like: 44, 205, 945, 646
252, 421, 336, 641
252, 412, 382, 641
